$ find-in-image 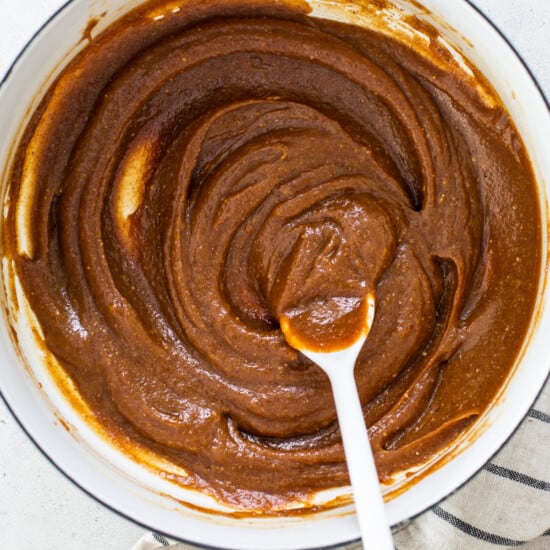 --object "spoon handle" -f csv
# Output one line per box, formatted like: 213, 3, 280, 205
327, 366, 394, 550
